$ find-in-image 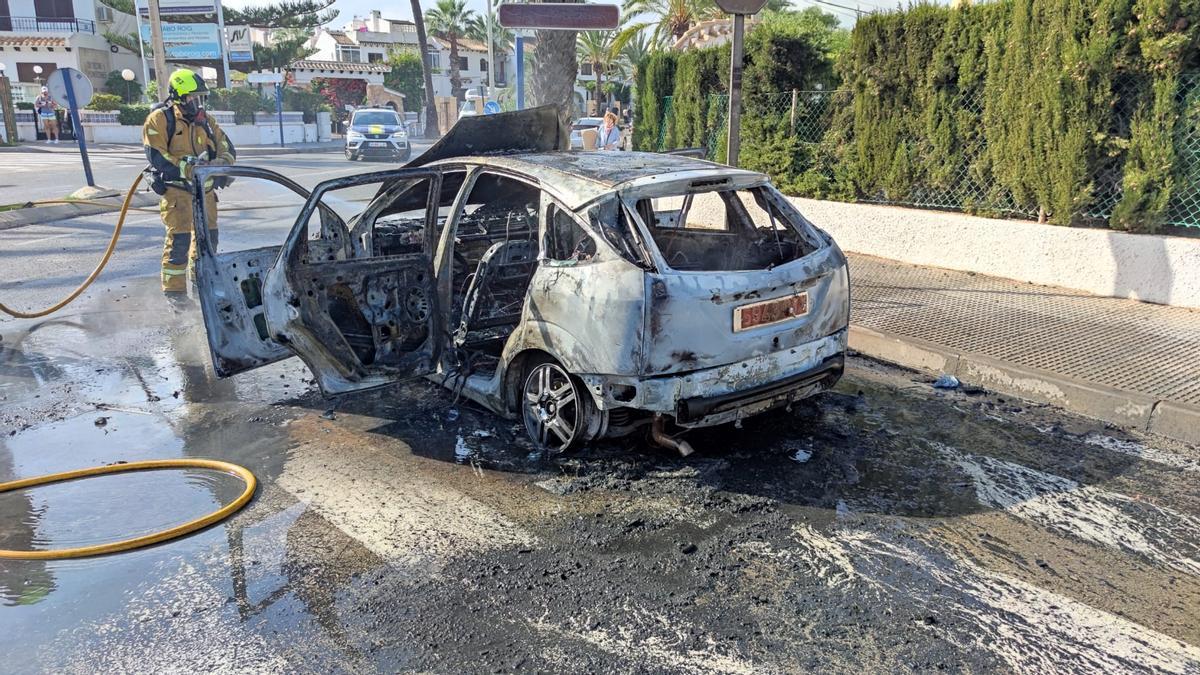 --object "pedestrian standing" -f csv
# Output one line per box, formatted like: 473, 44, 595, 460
599, 111, 621, 151
34, 86, 59, 144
